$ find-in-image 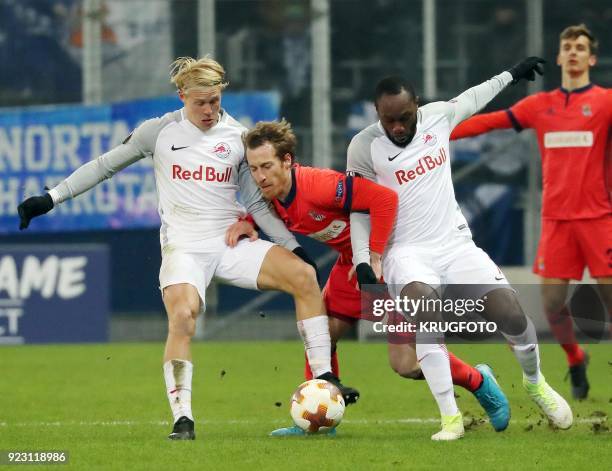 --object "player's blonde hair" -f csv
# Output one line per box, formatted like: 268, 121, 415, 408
169, 56, 229, 94
245, 119, 297, 163
560, 24, 598, 55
